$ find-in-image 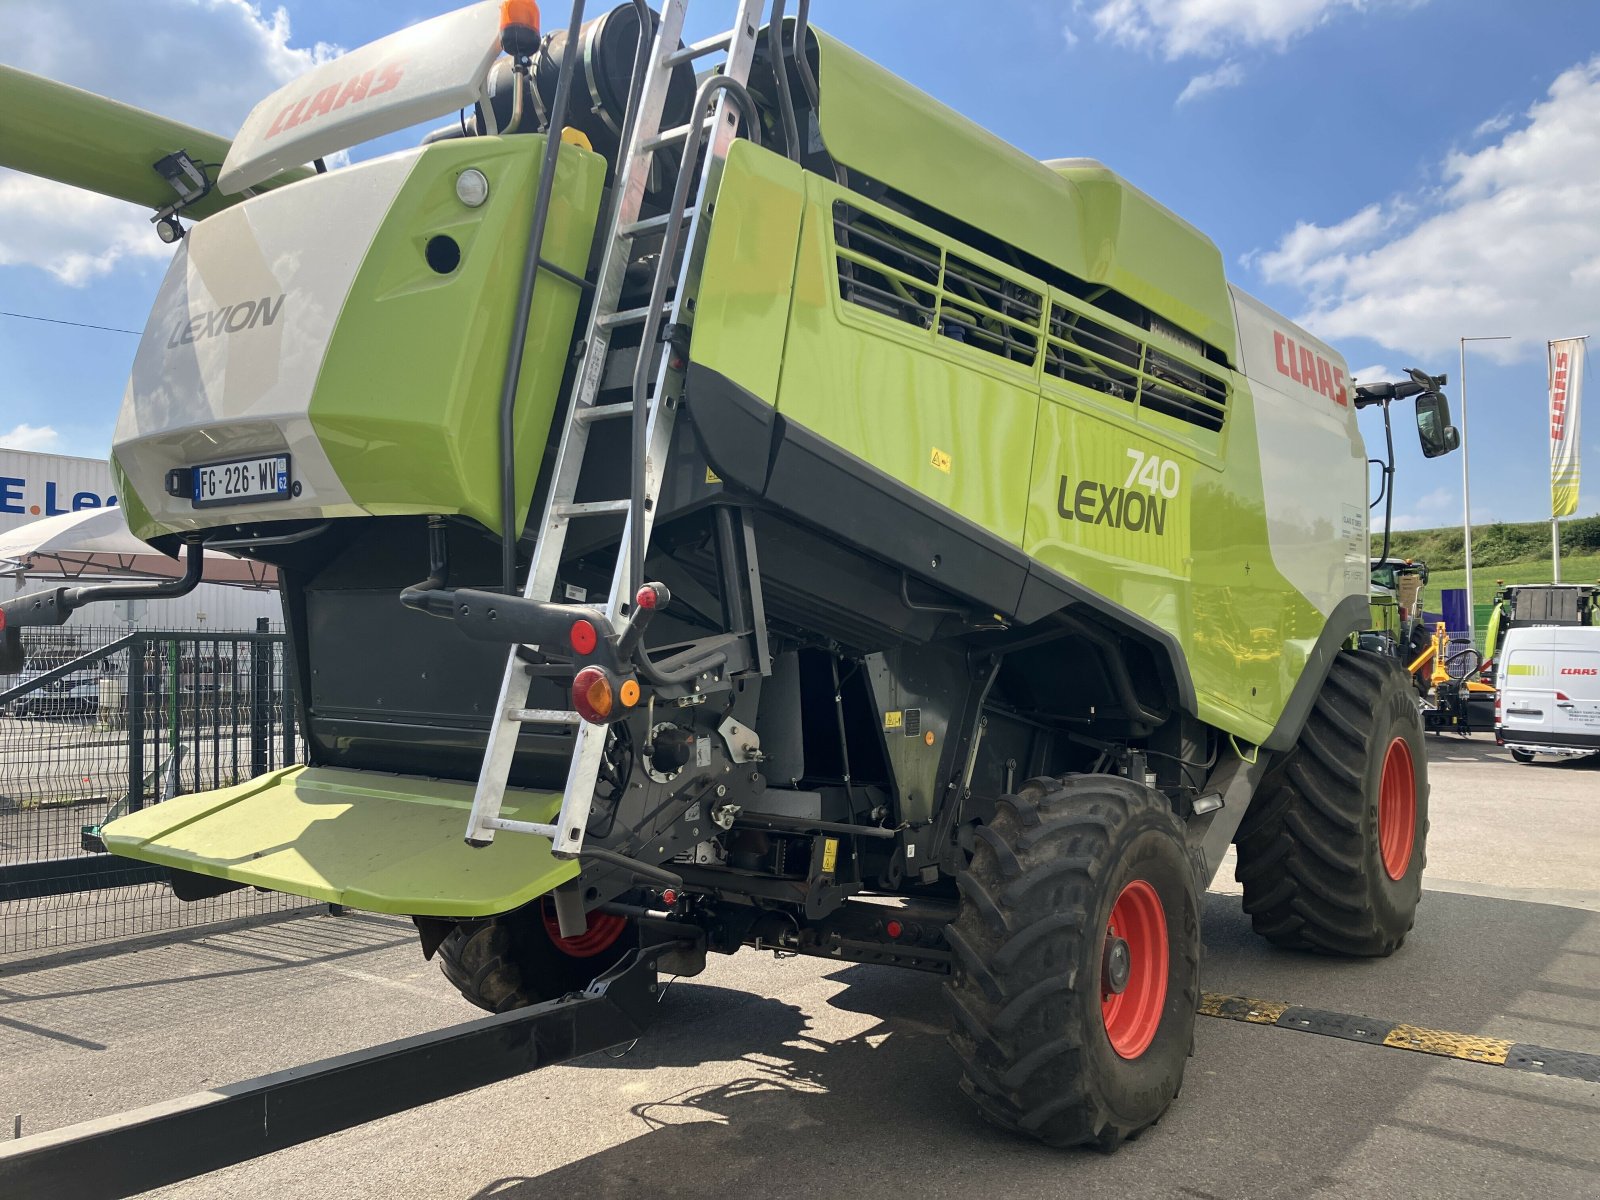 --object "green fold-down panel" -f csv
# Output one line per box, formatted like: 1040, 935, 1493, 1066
101, 766, 577, 918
